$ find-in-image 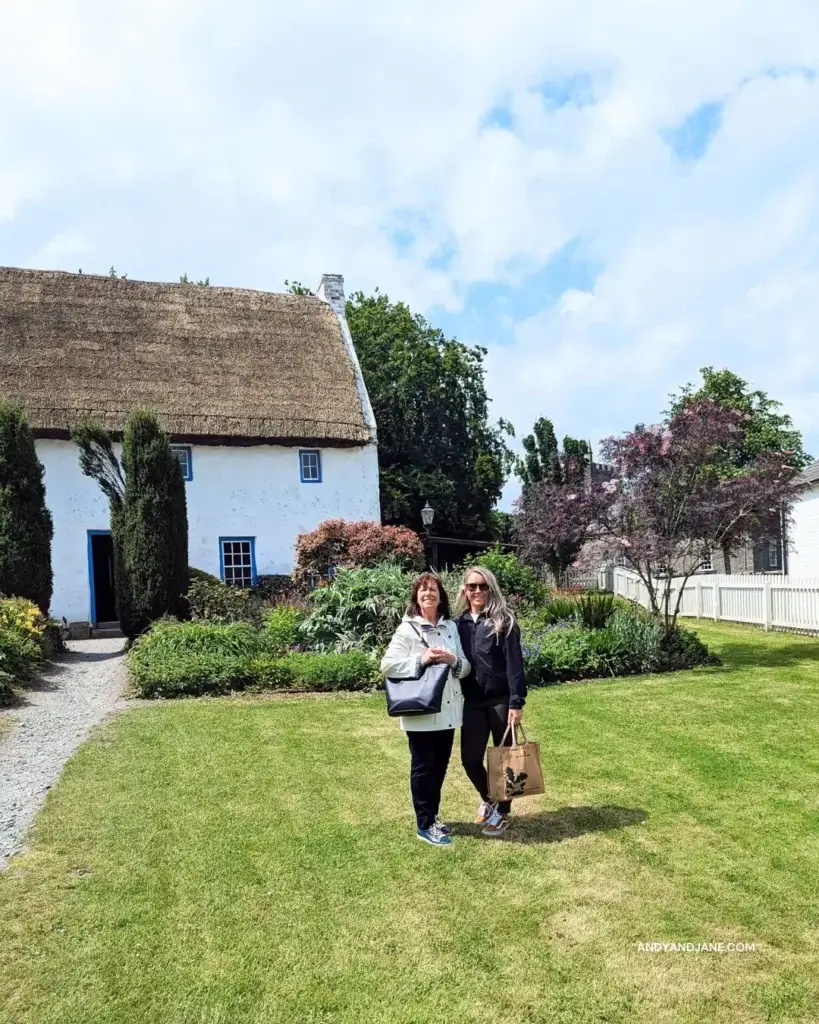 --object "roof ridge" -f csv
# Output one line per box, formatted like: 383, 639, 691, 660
0, 265, 324, 301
